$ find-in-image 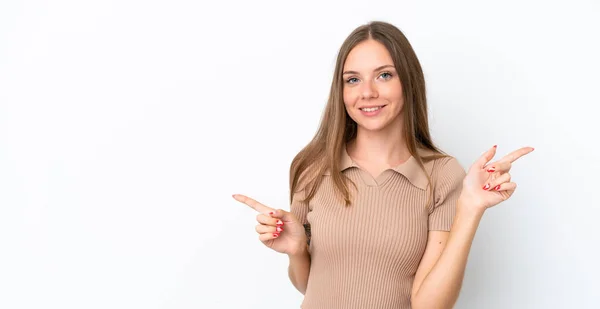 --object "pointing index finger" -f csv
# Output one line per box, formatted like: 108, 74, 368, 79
232, 194, 274, 214
500, 147, 535, 163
